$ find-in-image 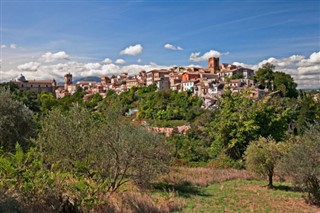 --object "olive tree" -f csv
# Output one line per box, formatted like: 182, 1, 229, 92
279, 122, 320, 204
36, 104, 171, 192
0, 88, 36, 151
245, 137, 286, 188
